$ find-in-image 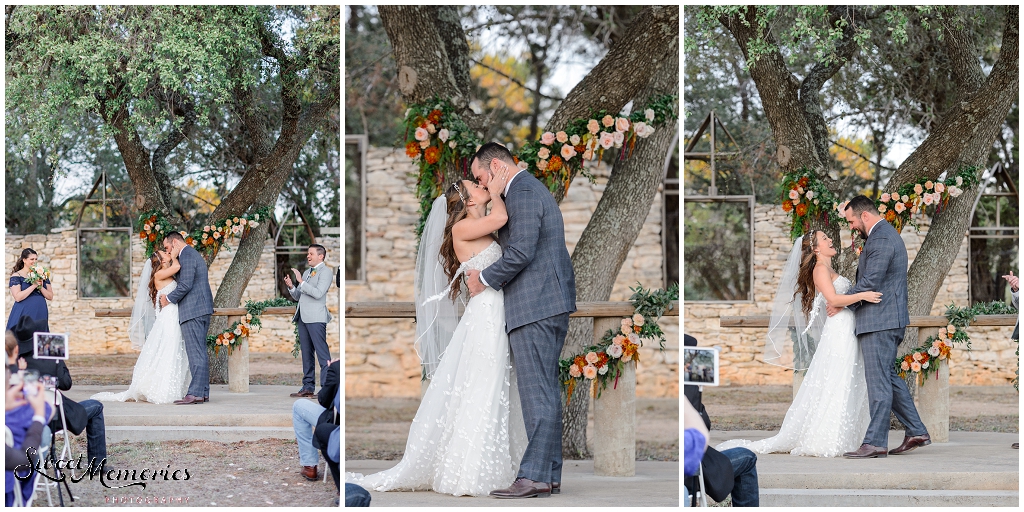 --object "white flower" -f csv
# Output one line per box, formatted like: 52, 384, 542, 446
640, 124, 656, 137
254, 214, 260, 221
438, 128, 449, 143
249, 221, 259, 228
955, 176, 963, 186
814, 199, 819, 205
570, 134, 581, 146
644, 108, 655, 121
517, 161, 528, 170
414, 127, 429, 141
901, 195, 909, 203
598, 365, 608, 375
426, 123, 436, 134
628, 332, 640, 345
928, 347, 940, 357
449, 140, 457, 149
789, 189, 800, 200
606, 344, 624, 358
612, 131, 625, 147
805, 190, 814, 200
922, 361, 929, 370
